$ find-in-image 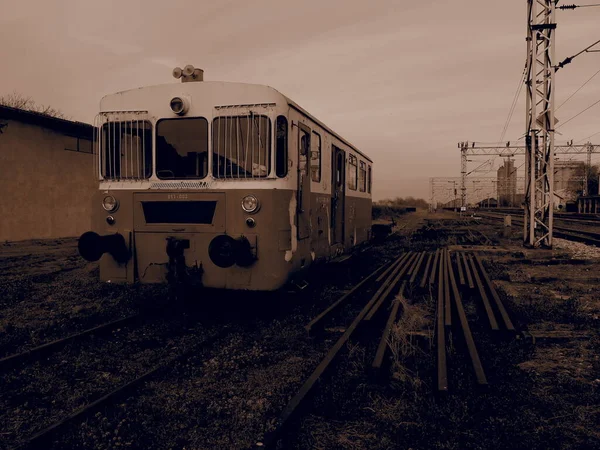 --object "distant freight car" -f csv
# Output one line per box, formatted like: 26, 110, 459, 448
78, 66, 373, 291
